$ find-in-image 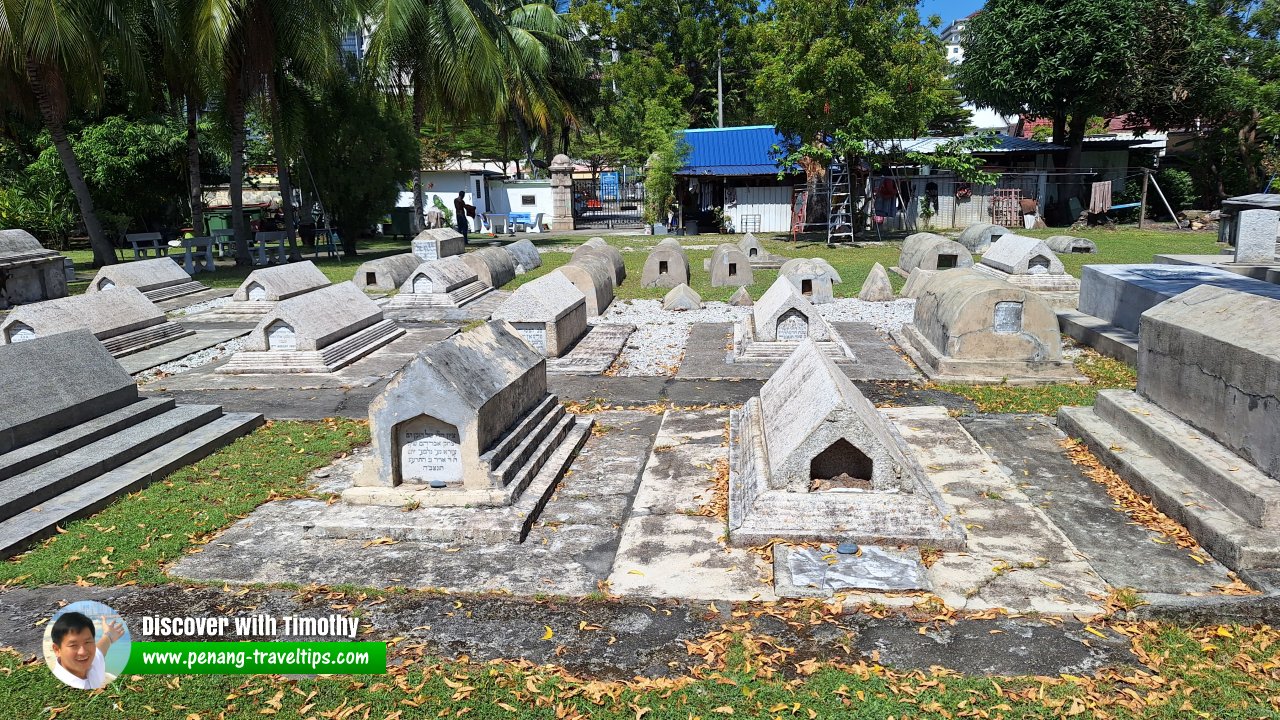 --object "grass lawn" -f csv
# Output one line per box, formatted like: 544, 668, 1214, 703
938, 347, 1139, 415
2, 619, 1278, 719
